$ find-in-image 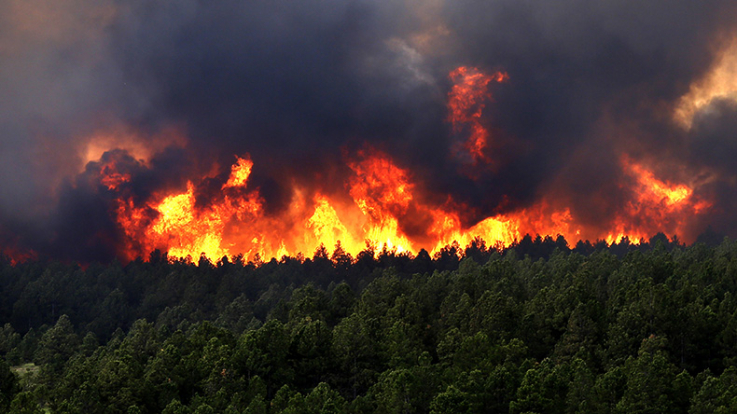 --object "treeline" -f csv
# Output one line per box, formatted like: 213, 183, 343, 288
1, 234, 737, 413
